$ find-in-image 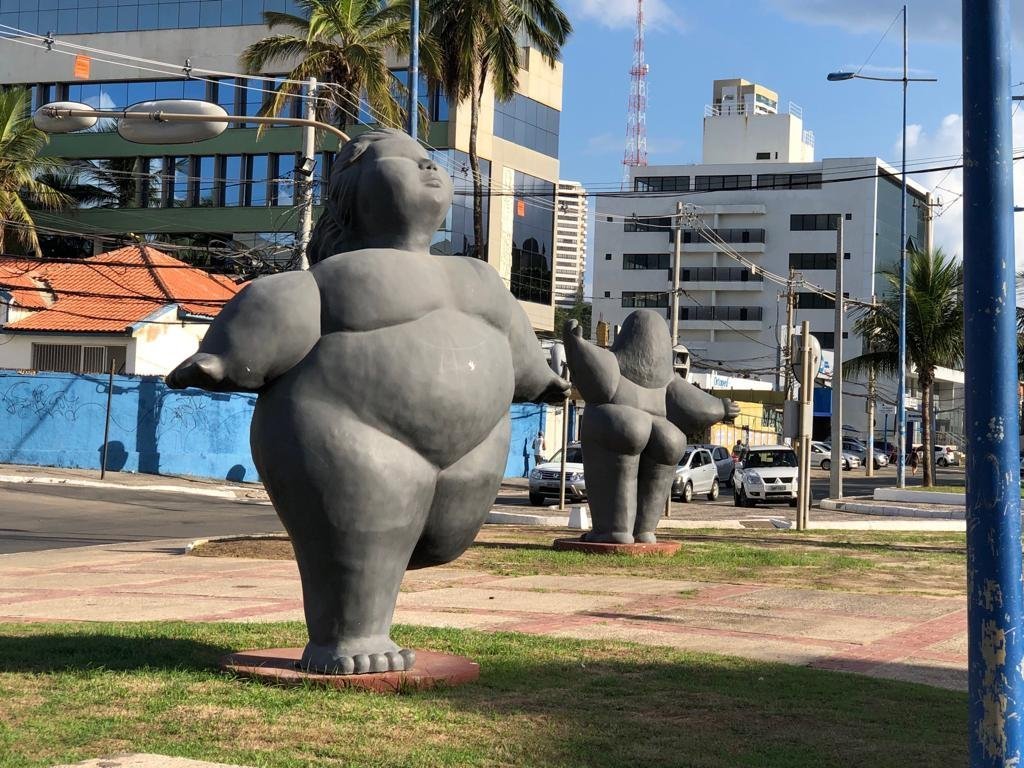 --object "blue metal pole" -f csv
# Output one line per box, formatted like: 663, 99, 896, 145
895, 4, 908, 488
408, 0, 420, 140
963, 0, 1023, 764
